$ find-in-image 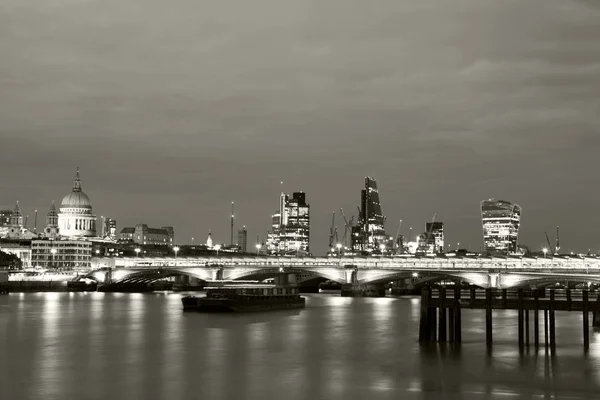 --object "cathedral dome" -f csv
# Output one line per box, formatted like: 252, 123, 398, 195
59, 168, 93, 211
61, 191, 92, 209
